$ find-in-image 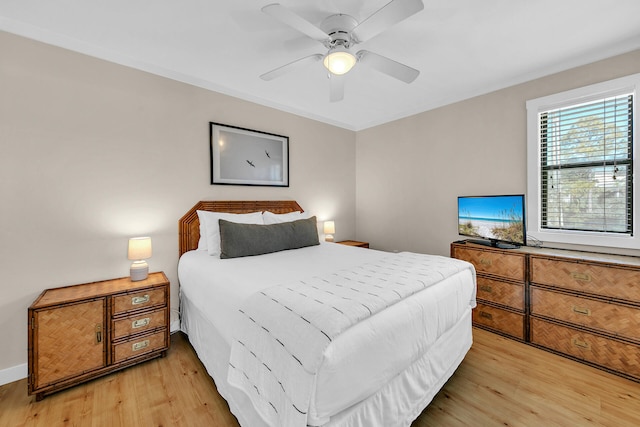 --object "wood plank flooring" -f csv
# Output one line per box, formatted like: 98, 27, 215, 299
1, 328, 638, 426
